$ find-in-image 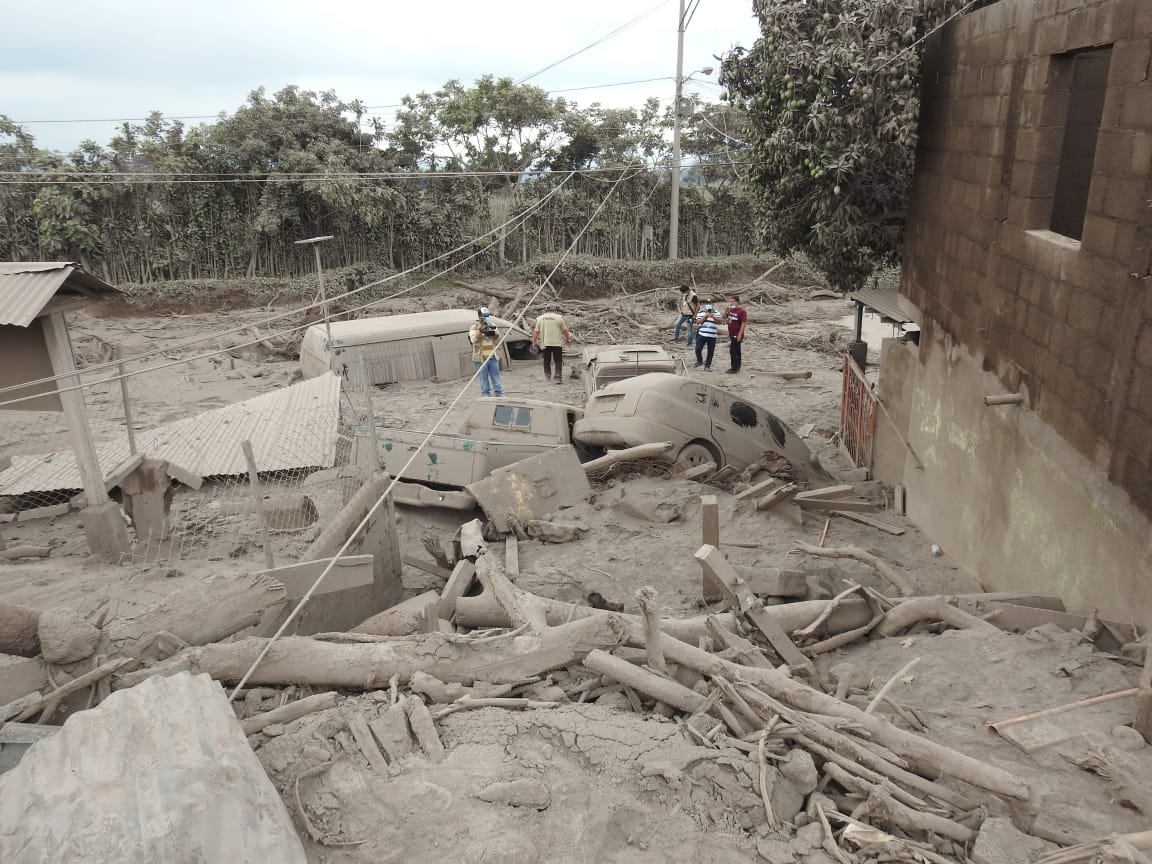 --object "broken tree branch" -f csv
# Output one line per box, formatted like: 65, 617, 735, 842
16, 657, 134, 723
475, 553, 546, 633
635, 586, 667, 674
581, 442, 674, 474
241, 691, 339, 735
793, 543, 914, 596
865, 657, 921, 715
875, 598, 1000, 637
831, 765, 975, 842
